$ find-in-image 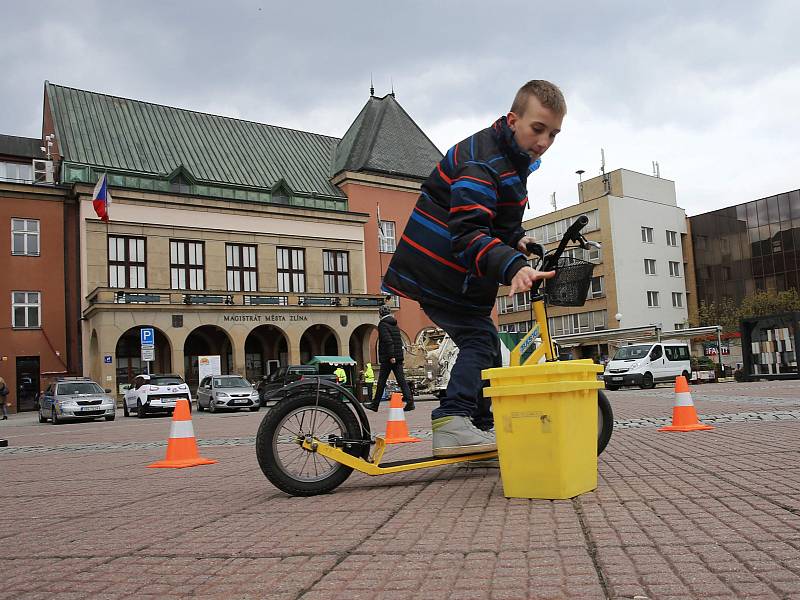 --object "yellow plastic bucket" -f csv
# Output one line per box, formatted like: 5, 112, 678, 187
482, 359, 603, 499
